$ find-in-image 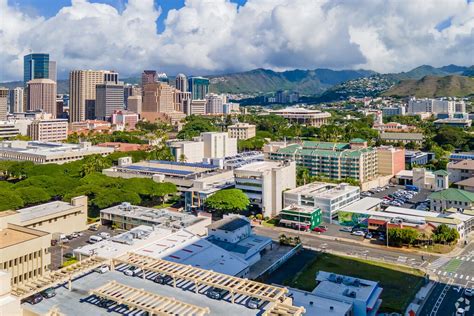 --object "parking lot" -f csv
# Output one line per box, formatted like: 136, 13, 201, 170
361, 184, 431, 210
50, 225, 119, 269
